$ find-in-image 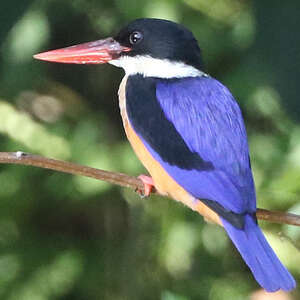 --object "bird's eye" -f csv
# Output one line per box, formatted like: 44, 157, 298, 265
129, 31, 143, 45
